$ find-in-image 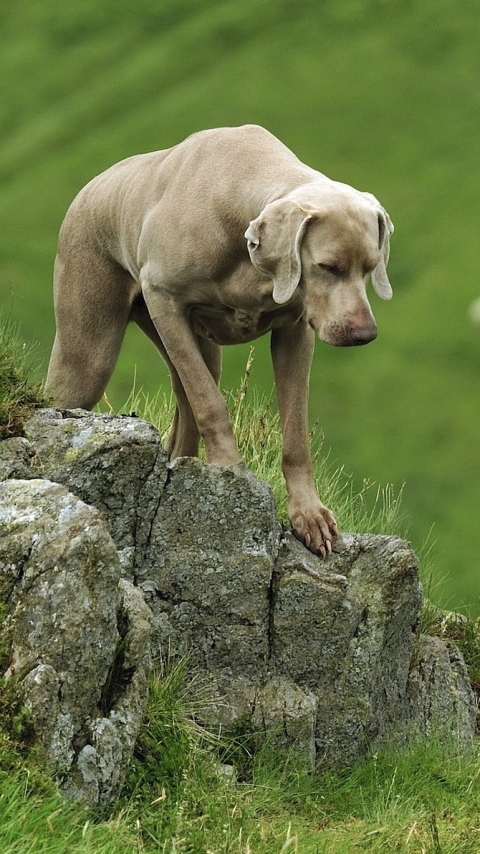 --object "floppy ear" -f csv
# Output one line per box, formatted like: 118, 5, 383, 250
245, 200, 312, 304
371, 208, 394, 301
